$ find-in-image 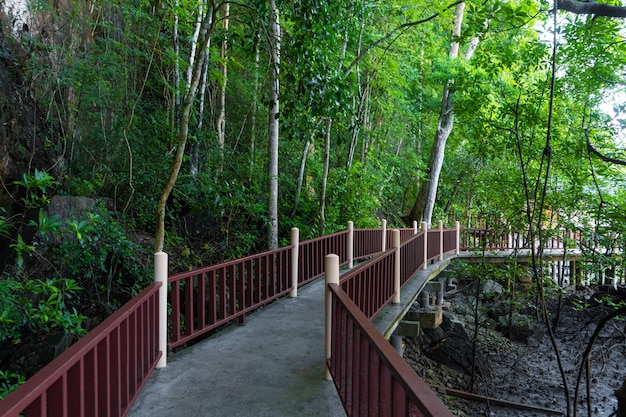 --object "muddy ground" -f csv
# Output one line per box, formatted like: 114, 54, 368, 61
405, 285, 626, 416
